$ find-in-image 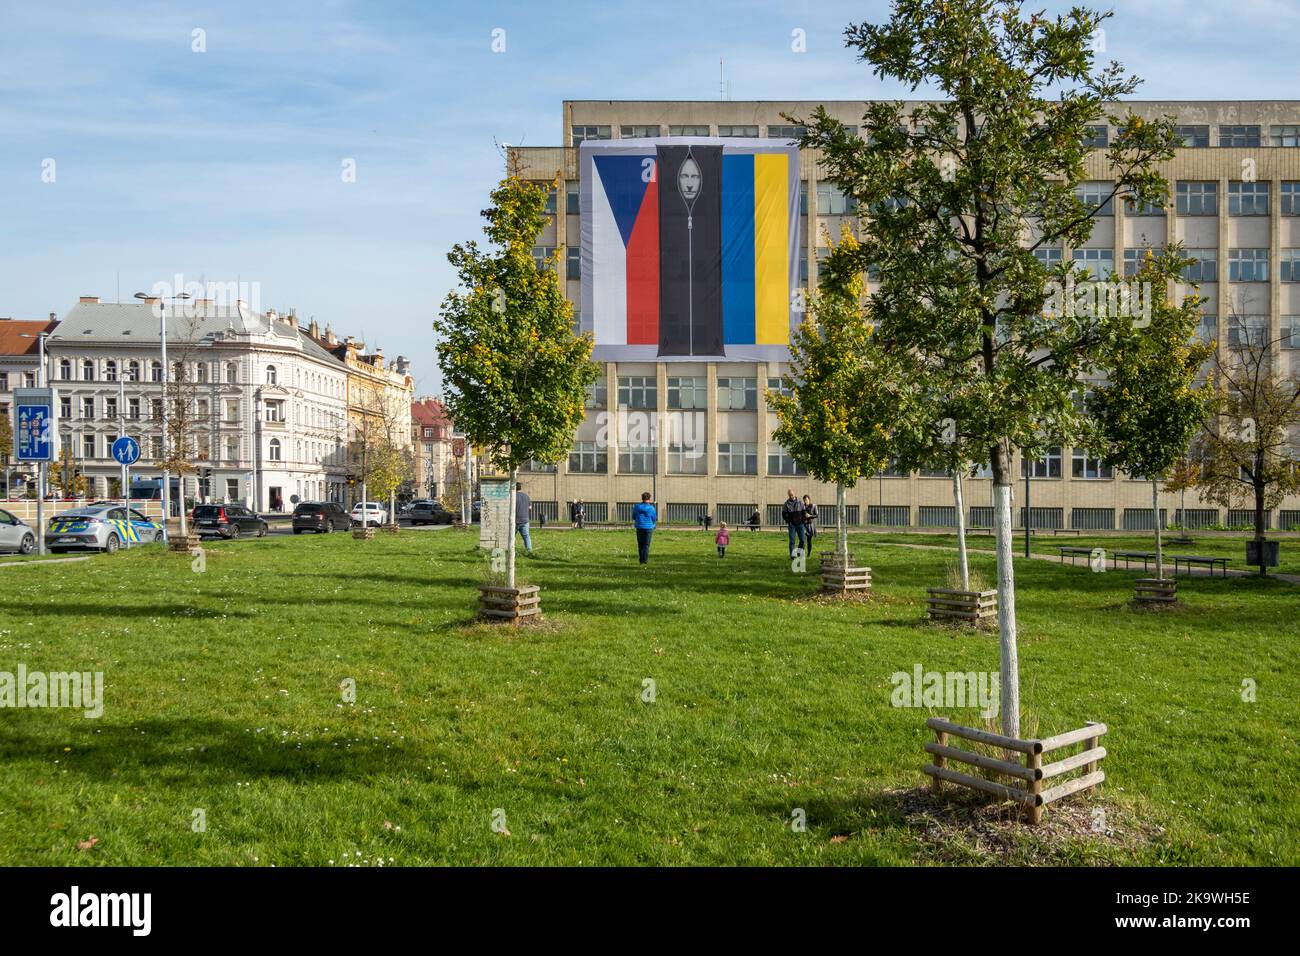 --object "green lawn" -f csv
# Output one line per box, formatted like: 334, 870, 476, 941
0, 527, 1296, 866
